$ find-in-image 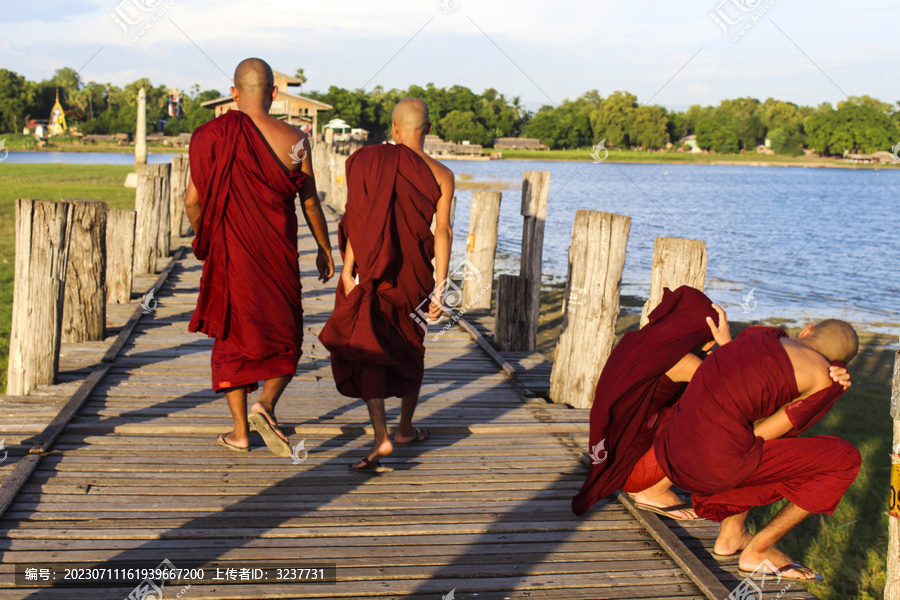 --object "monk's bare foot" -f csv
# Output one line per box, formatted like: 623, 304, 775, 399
394, 426, 429, 446
352, 439, 393, 470
250, 402, 289, 444
220, 430, 249, 450
714, 526, 753, 556
633, 489, 699, 520
739, 545, 819, 581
